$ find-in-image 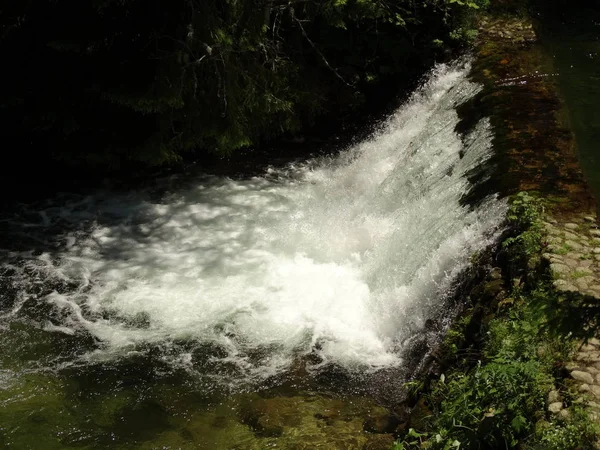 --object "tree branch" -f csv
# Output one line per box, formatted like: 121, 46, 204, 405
289, 7, 354, 88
